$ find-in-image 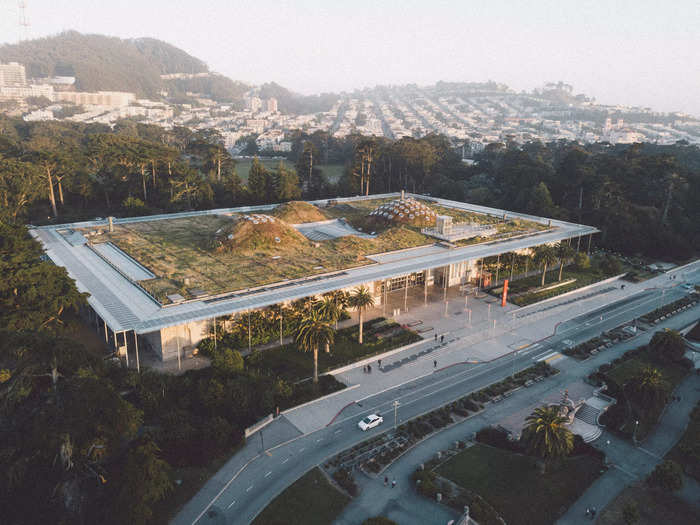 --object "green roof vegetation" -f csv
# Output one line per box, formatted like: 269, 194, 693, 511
98, 198, 554, 302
